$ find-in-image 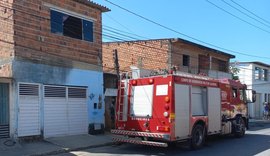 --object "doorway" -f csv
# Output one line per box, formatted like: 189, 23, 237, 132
0, 83, 9, 138
254, 93, 261, 119
105, 96, 116, 131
